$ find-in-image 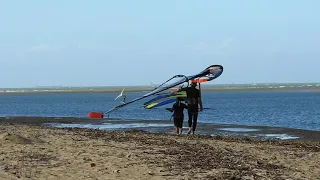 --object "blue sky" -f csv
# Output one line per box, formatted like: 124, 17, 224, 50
0, 0, 319, 88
